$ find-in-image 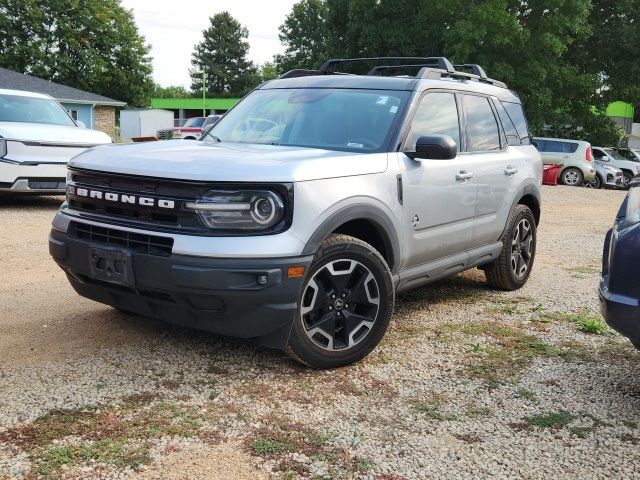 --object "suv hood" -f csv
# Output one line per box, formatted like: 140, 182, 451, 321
69, 140, 389, 182
0, 122, 111, 145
